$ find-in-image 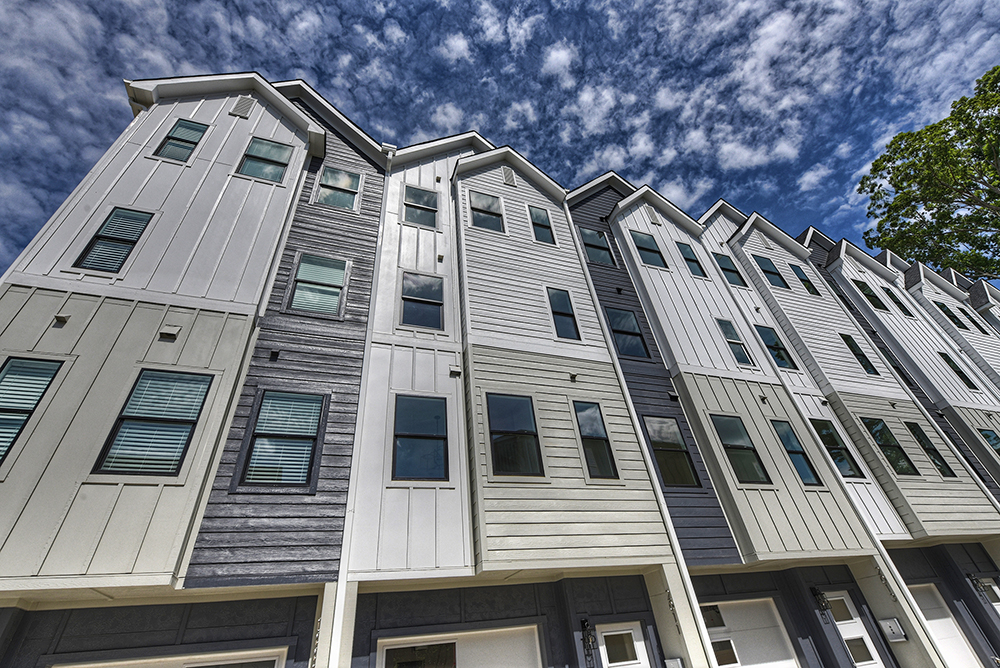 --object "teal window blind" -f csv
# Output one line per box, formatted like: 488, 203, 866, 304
0, 358, 61, 465
154, 119, 208, 161
75, 208, 153, 272
290, 255, 347, 315
243, 391, 324, 485
237, 138, 293, 182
